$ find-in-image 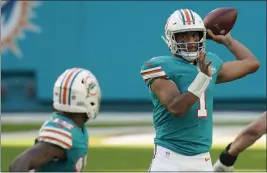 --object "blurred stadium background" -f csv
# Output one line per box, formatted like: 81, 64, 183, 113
1, 1, 266, 172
